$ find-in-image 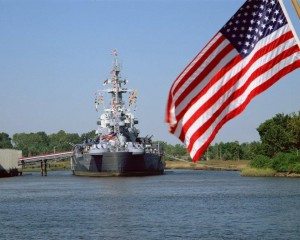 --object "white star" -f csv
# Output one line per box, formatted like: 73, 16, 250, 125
268, 25, 273, 30
267, 8, 272, 13
271, 17, 276, 23
243, 49, 248, 54
257, 20, 261, 25
246, 34, 252, 39
248, 26, 253, 31
274, 10, 279, 15
264, 16, 269, 21
271, 0, 275, 5
261, 23, 266, 29
259, 31, 263, 36
251, 19, 255, 24
278, 19, 283, 24
234, 27, 238, 31
245, 42, 250, 47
